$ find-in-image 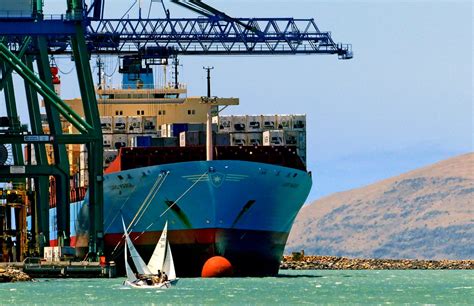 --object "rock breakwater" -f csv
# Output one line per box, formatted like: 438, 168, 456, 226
0, 267, 32, 282
280, 255, 474, 270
